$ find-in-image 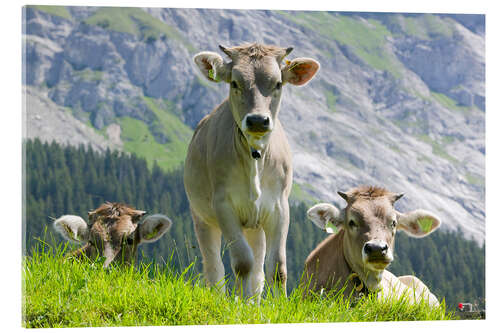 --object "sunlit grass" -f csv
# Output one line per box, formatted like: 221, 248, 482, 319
23, 240, 456, 328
